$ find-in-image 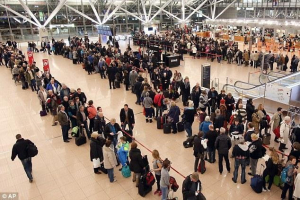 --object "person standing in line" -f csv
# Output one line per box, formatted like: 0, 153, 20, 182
11, 134, 35, 183
206, 125, 218, 163
193, 131, 205, 172
152, 150, 163, 196
129, 142, 144, 187
183, 101, 195, 137
143, 92, 154, 123
37, 86, 48, 113
262, 147, 279, 191
87, 100, 97, 134
77, 105, 91, 139
270, 107, 282, 143
248, 134, 264, 176
182, 172, 202, 200
167, 101, 181, 133
215, 127, 232, 174
246, 98, 255, 123
180, 77, 191, 107
120, 104, 135, 131
57, 105, 72, 143
47, 90, 59, 126
281, 156, 297, 200
160, 159, 171, 200
90, 132, 105, 174
103, 140, 118, 183
232, 138, 249, 184
279, 116, 291, 152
